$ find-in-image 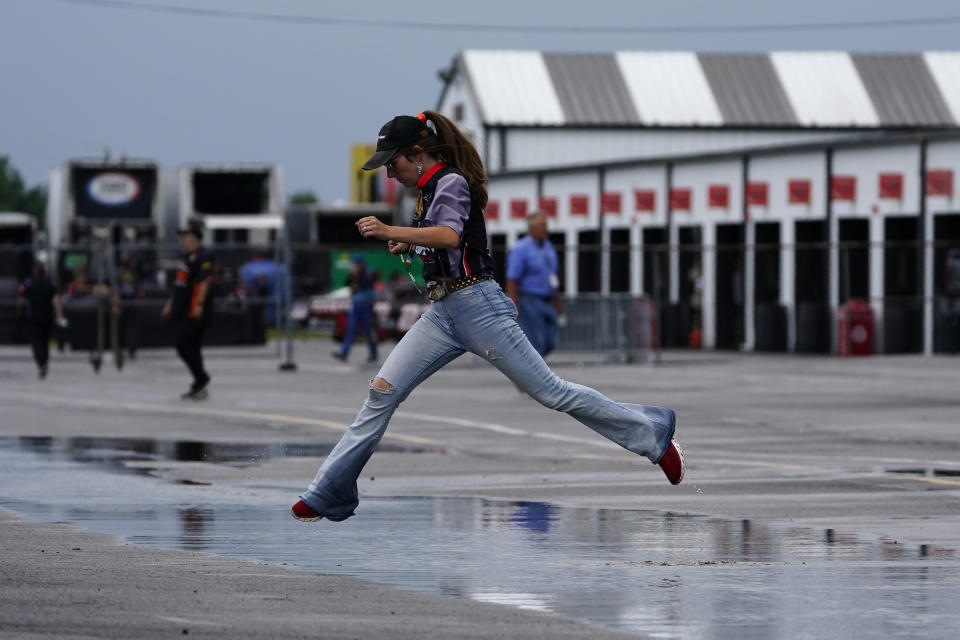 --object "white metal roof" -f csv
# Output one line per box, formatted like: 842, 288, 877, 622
461, 50, 566, 125
763, 52, 879, 127
615, 51, 723, 126
924, 52, 960, 124
450, 50, 960, 129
